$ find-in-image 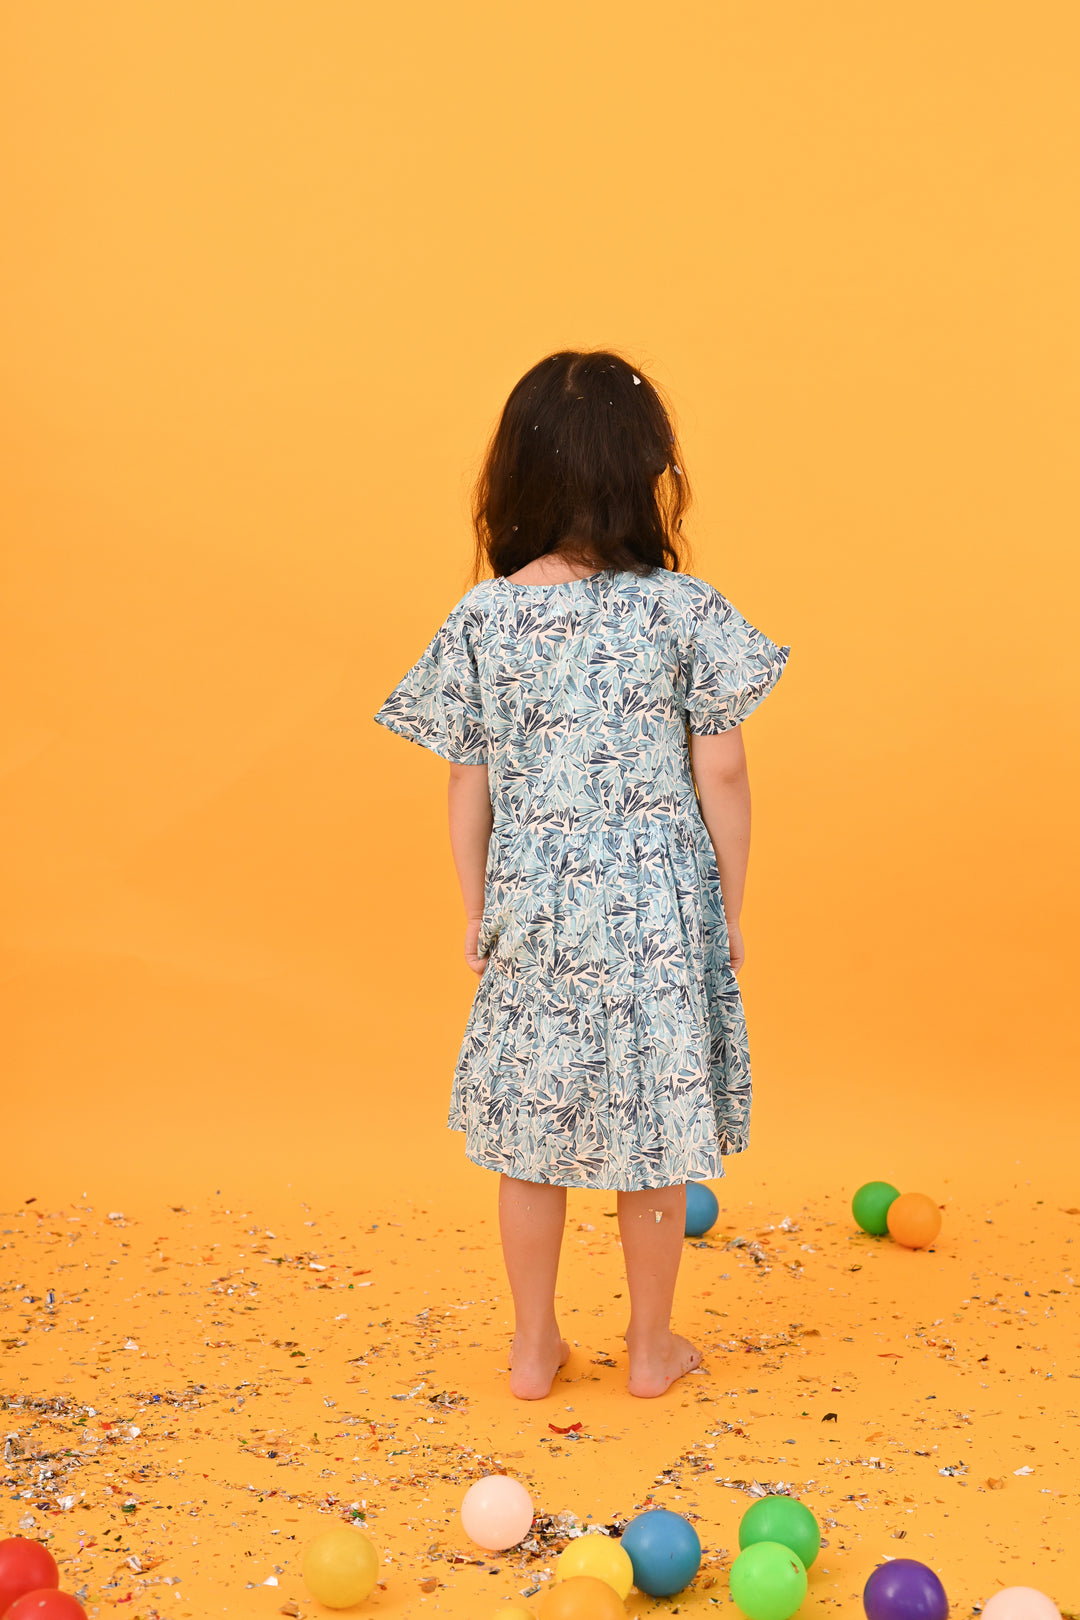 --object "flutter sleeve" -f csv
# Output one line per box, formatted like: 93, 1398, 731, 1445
682, 581, 791, 734
373, 597, 489, 765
